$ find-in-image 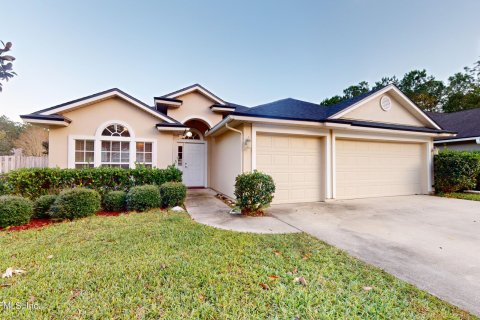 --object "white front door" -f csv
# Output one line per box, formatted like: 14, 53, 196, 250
177, 142, 205, 187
